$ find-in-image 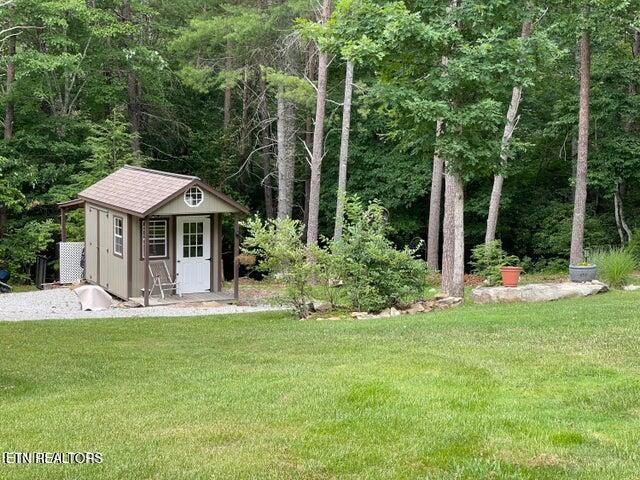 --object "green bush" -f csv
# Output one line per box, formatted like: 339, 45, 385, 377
241, 217, 325, 318
0, 220, 57, 284
470, 240, 520, 286
331, 199, 428, 312
242, 198, 428, 316
626, 229, 640, 263
587, 248, 637, 289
